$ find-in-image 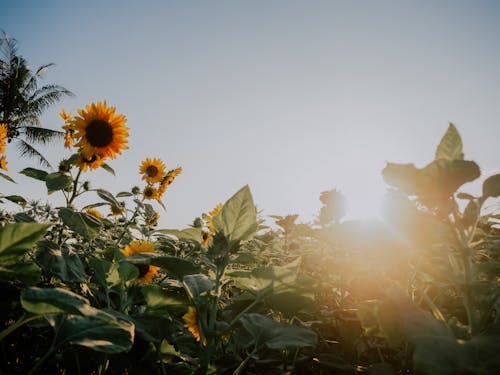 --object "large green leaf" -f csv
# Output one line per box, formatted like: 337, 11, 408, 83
122, 253, 200, 280
59, 208, 102, 239
434, 123, 464, 161
50, 314, 134, 353
0, 223, 49, 285
36, 240, 87, 283
21, 287, 93, 316
155, 227, 203, 243
46, 172, 72, 194
212, 185, 257, 243
382, 159, 480, 206
96, 189, 121, 207
240, 313, 317, 350
19, 167, 48, 181
482, 174, 500, 199
183, 274, 214, 301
